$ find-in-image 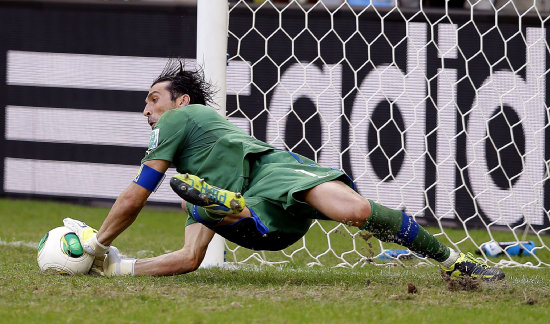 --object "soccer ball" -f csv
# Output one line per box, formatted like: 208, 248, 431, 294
36, 226, 94, 275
